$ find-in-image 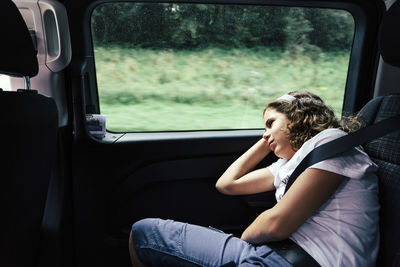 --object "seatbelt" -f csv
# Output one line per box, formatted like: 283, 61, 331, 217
220, 115, 400, 267
284, 114, 400, 194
